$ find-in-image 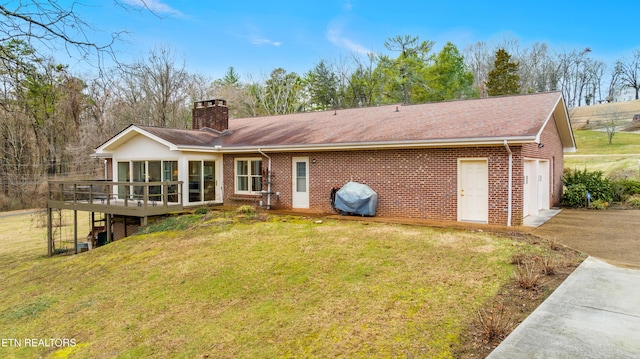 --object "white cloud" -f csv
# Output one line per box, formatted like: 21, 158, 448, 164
232, 24, 282, 47
122, 0, 184, 17
342, 0, 354, 11
326, 21, 370, 54
246, 35, 282, 47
